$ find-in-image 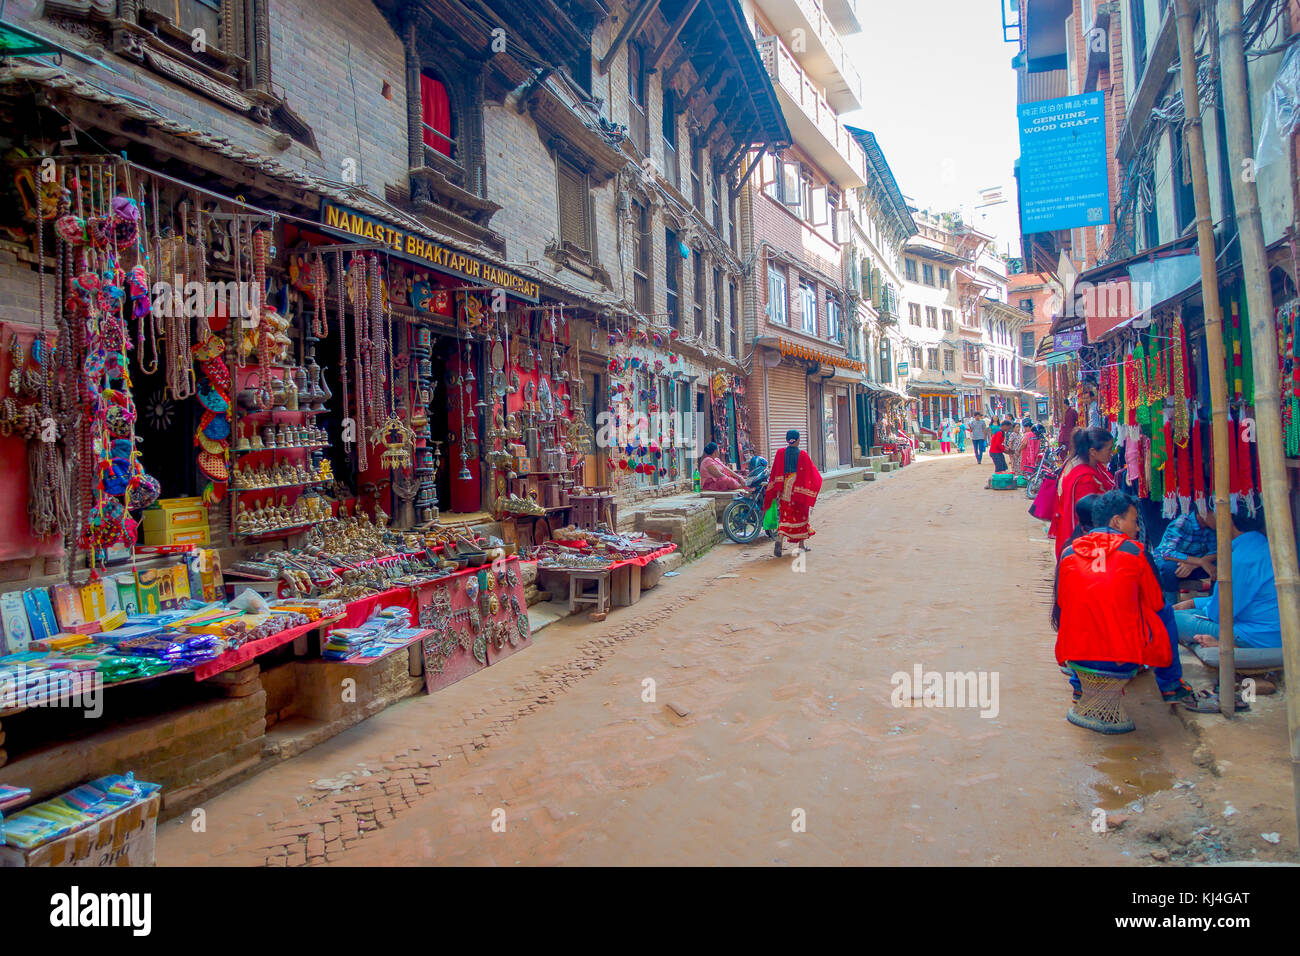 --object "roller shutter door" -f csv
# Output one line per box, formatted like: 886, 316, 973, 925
766, 363, 808, 457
